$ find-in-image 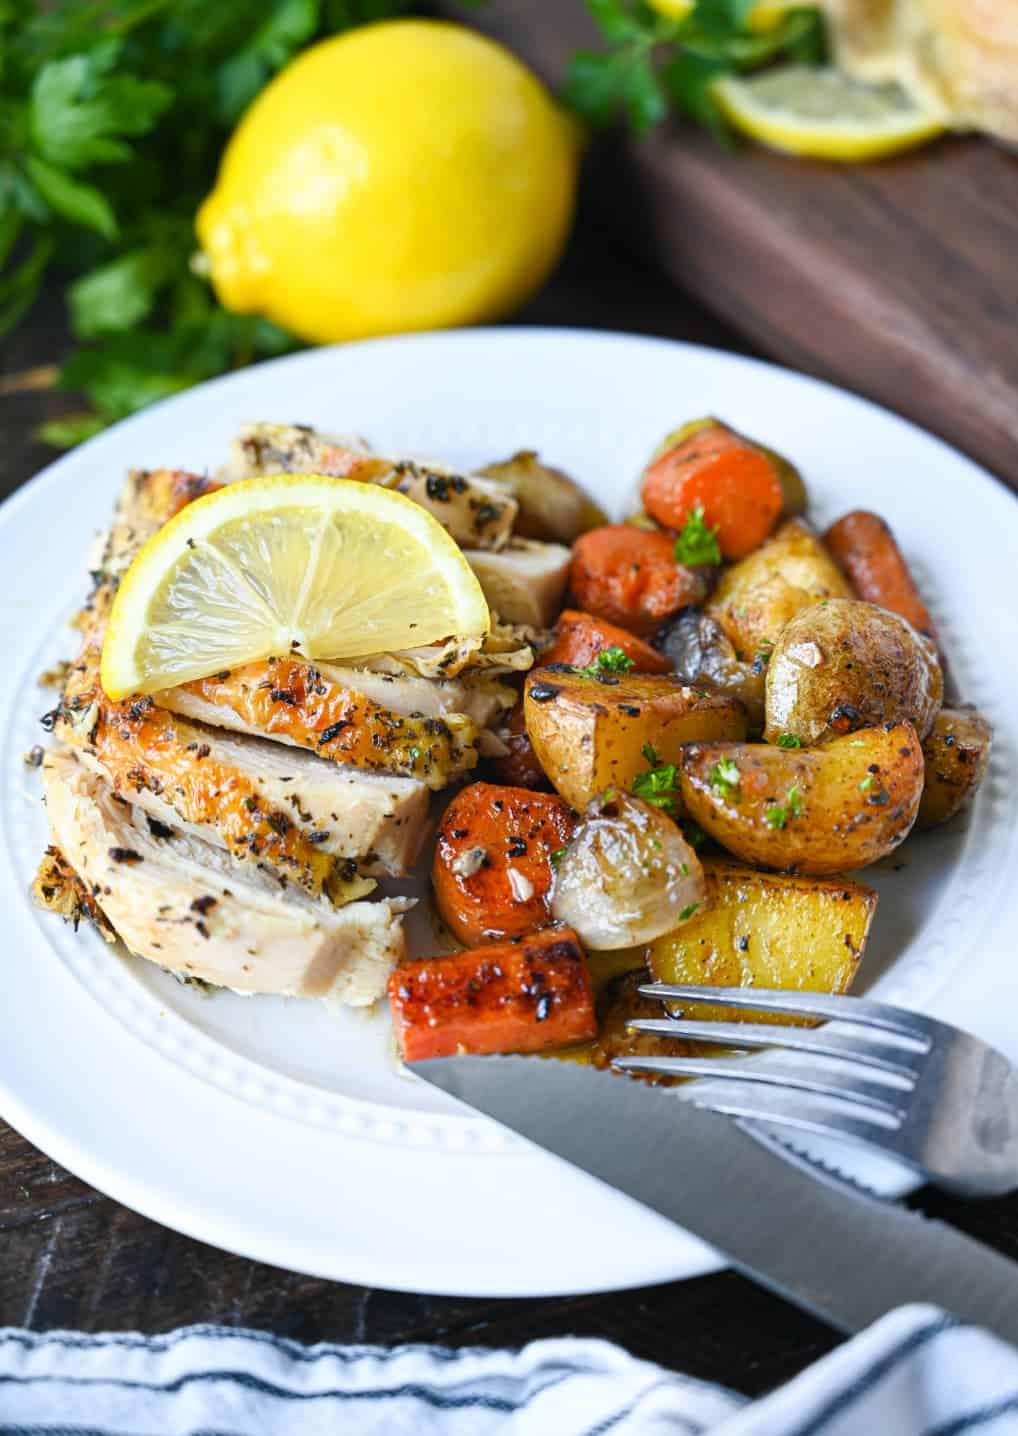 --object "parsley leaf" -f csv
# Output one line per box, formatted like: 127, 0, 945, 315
709, 756, 740, 800
563, 0, 829, 139
764, 783, 803, 829
578, 645, 636, 678
29, 47, 172, 171
776, 732, 801, 749
674, 504, 722, 566
633, 761, 680, 813
678, 901, 699, 921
